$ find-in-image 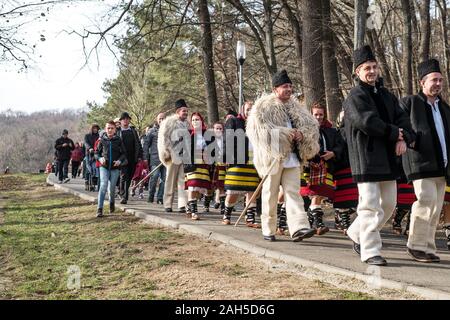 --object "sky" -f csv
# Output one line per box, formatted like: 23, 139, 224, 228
0, 1, 127, 113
